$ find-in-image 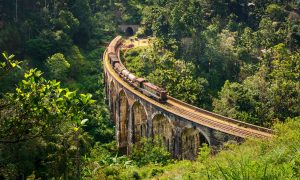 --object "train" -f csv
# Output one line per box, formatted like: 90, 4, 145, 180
107, 36, 167, 103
